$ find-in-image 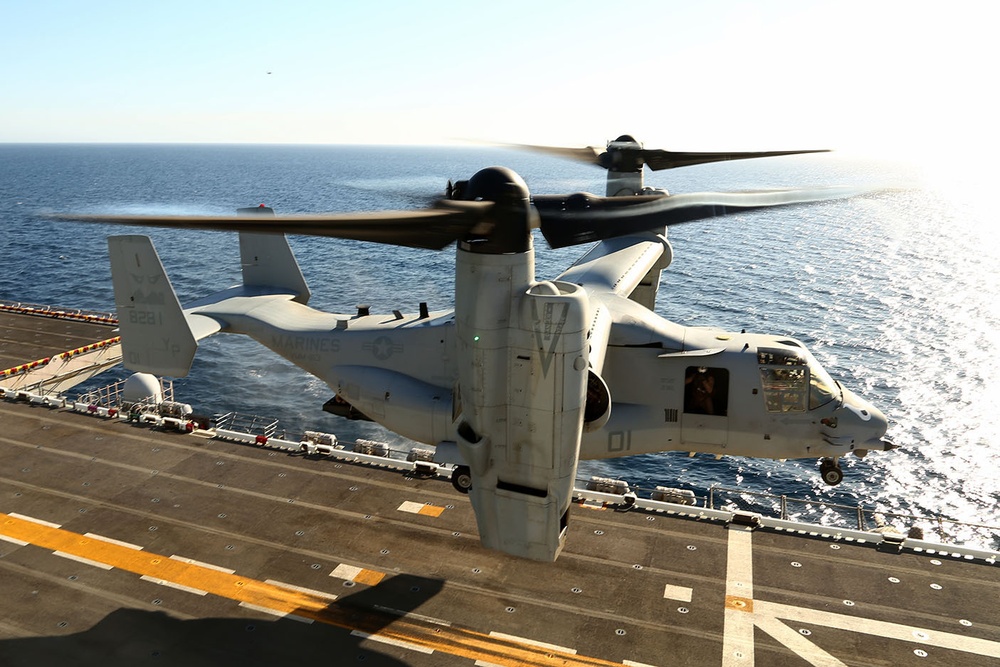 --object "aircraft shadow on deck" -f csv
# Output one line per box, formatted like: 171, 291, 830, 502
0, 574, 445, 667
